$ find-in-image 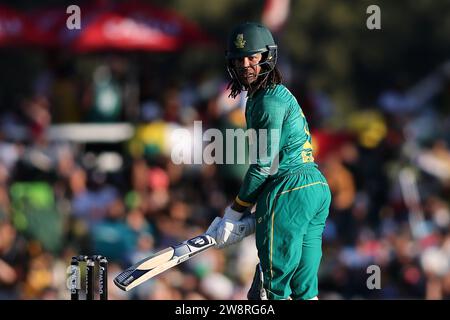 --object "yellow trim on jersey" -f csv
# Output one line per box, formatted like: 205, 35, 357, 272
235, 196, 253, 207
302, 141, 313, 150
